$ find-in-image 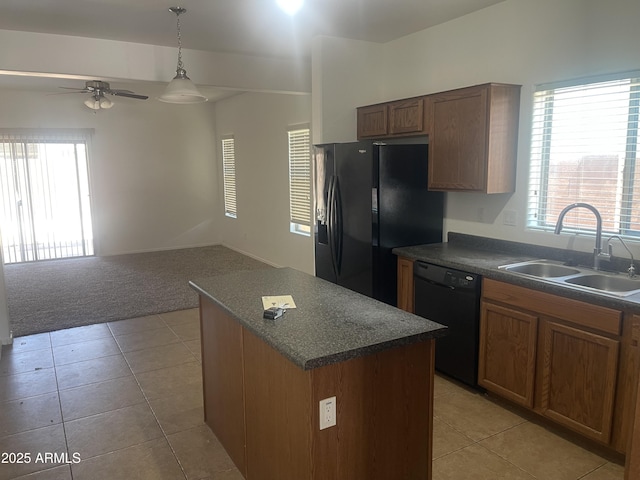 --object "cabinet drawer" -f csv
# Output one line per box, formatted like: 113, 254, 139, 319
483, 279, 621, 336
